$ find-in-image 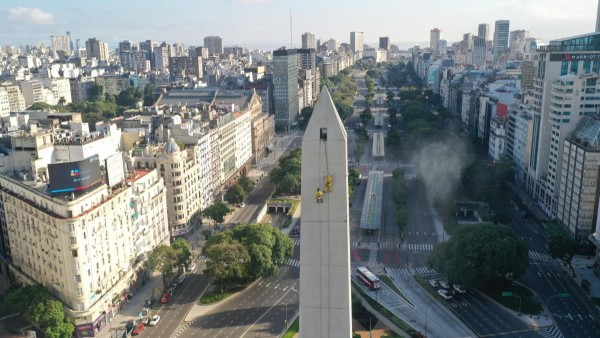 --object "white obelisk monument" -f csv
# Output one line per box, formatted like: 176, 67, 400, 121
300, 86, 352, 338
